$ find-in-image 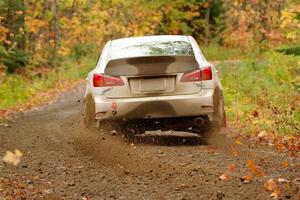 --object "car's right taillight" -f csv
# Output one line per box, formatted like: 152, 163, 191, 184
93, 73, 124, 87
180, 66, 213, 82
